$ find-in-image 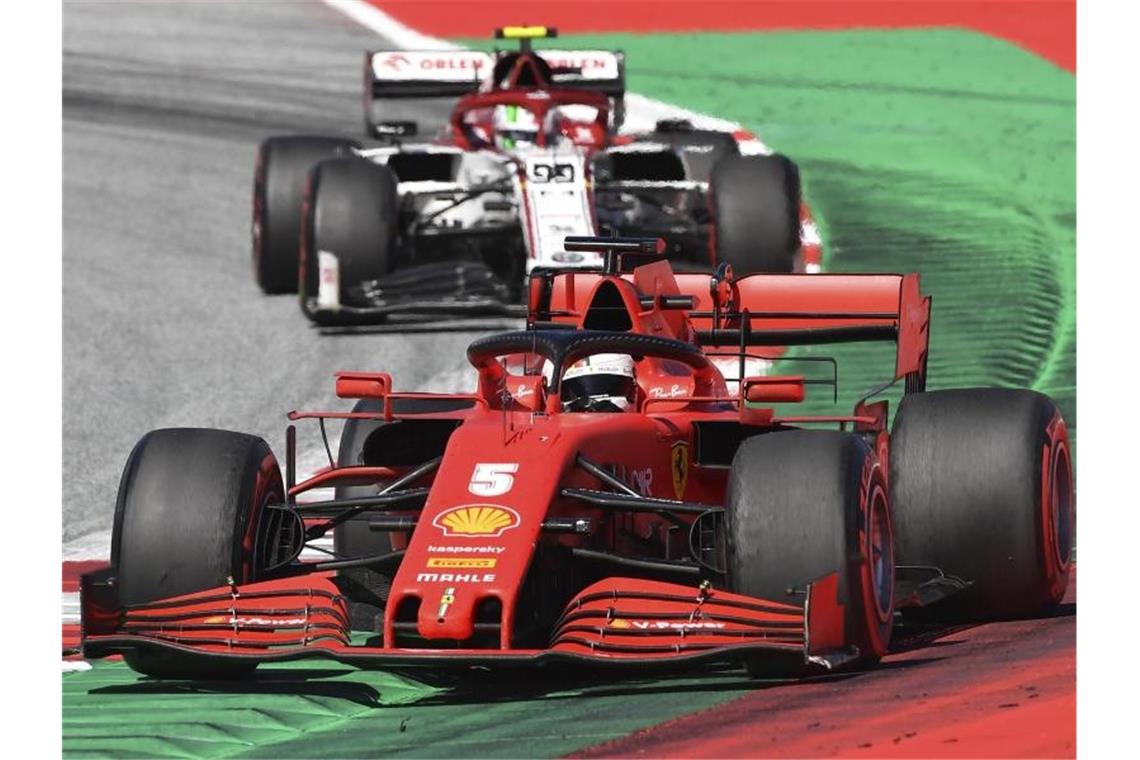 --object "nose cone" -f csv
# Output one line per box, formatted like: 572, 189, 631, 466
386, 417, 564, 648
416, 578, 496, 641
